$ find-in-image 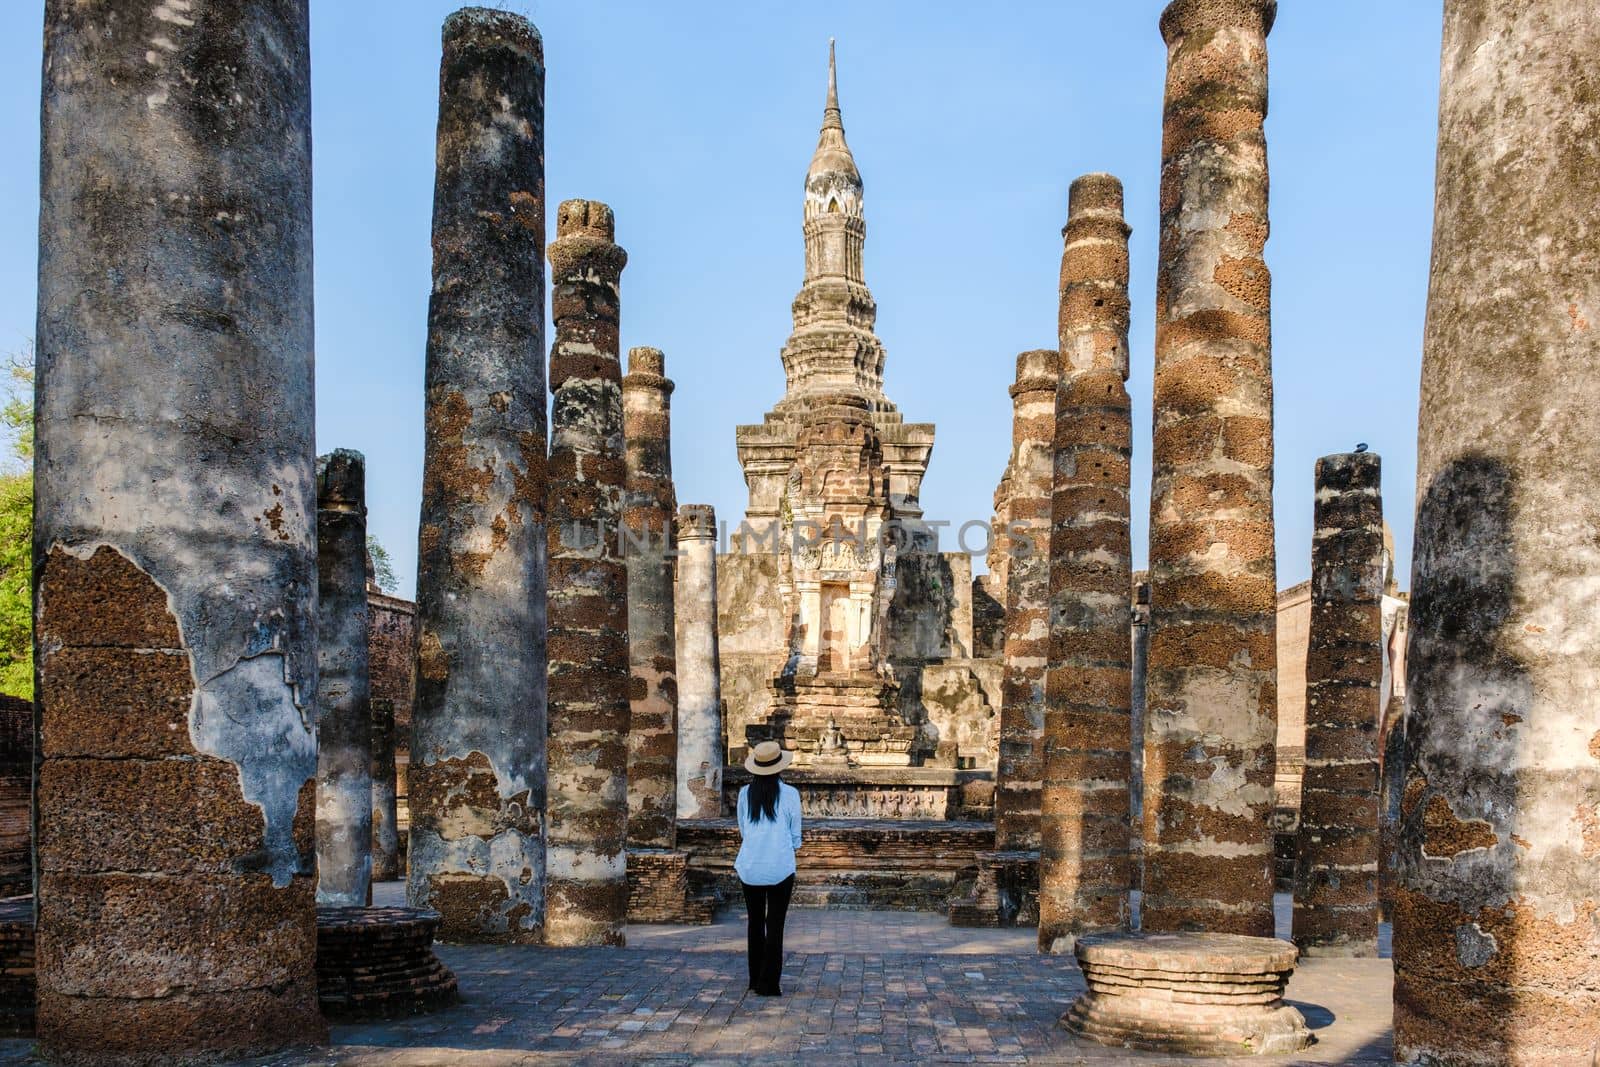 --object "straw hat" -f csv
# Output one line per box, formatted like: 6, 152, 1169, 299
744, 740, 795, 776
